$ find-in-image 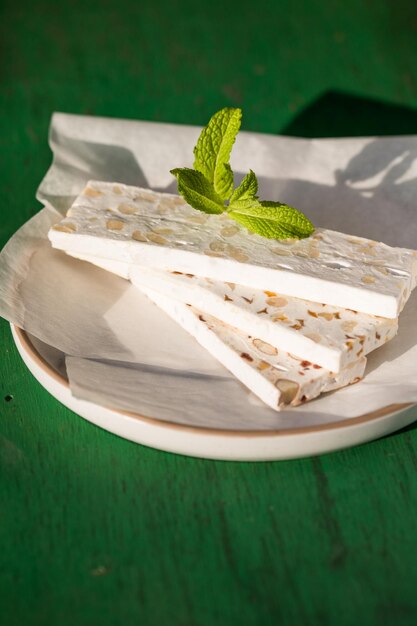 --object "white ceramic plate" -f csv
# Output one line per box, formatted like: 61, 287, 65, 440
11, 324, 417, 461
